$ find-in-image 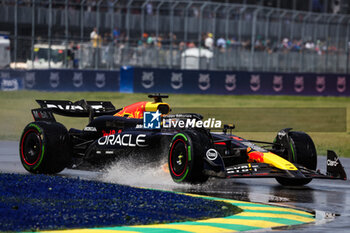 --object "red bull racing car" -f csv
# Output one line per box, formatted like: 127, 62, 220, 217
20, 94, 347, 186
